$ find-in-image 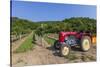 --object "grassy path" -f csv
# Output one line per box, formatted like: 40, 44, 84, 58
12, 34, 30, 52
15, 32, 34, 53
